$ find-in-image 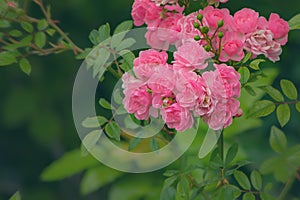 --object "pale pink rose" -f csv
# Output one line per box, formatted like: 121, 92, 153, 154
133, 49, 168, 80
145, 29, 170, 50
151, 0, 178, 5
233, 8, 259, 34
152, 92, 174, 108
131, 0, 162, 27
173, 40, 211, 70
122, 72, 145, 94
267, 13, 289, 45
203, 98, 240, 130
202, 64, 241, 99
147, 66, 175, 94
178, 12, 203, 45
202, 6, 230, 30
219, 31, 245, 62
156, 13, 183, 44
161, 103, 194, 131
123, 86, 152, 120
244, 29, 282, 62
174, 71, 203, 108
